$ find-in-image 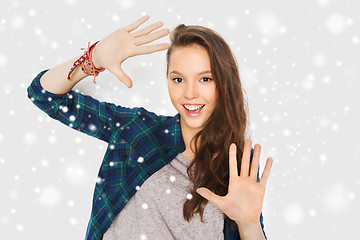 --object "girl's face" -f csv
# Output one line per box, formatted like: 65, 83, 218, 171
167, 44, 218, 134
